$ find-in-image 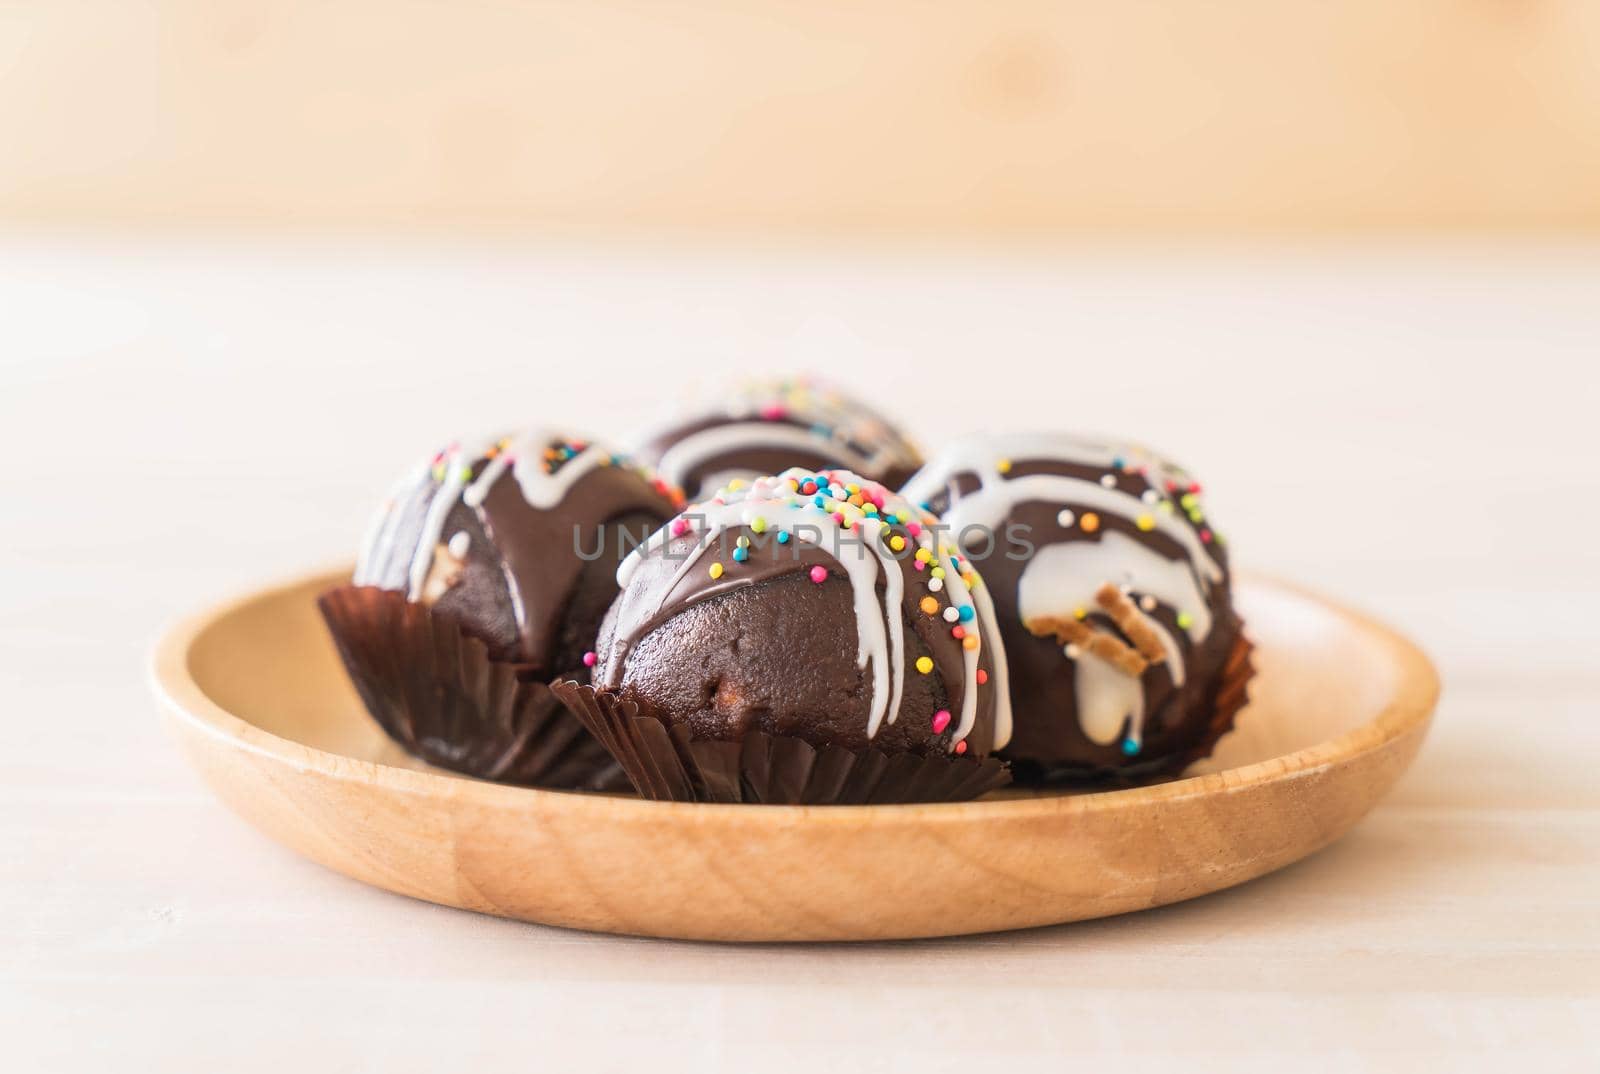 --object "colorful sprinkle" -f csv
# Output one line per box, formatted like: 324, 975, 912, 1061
1136, 514, 1155, 532
943, 606, 959, 623
996, 458, 1012, 474
915, 656, 934, 675
954, 740, 969, 755
582, 651, 597, 668
776, 530, 791, 544
976, 668, 989, 685
888, 534, 906, 552
919, 596, 939, 615
708, 562, 724, 580
1121, 738, 1141, 757
1176, 611, 1194, 630
732, 546, 749, 562
931, 709, 952, 734
957, 605, 975, 622
1057, 509, 1075, 528
809, 565, 828, 584
1080, 512, 1101, 533
669, 518, 690, 538
961, 635, 978, 651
